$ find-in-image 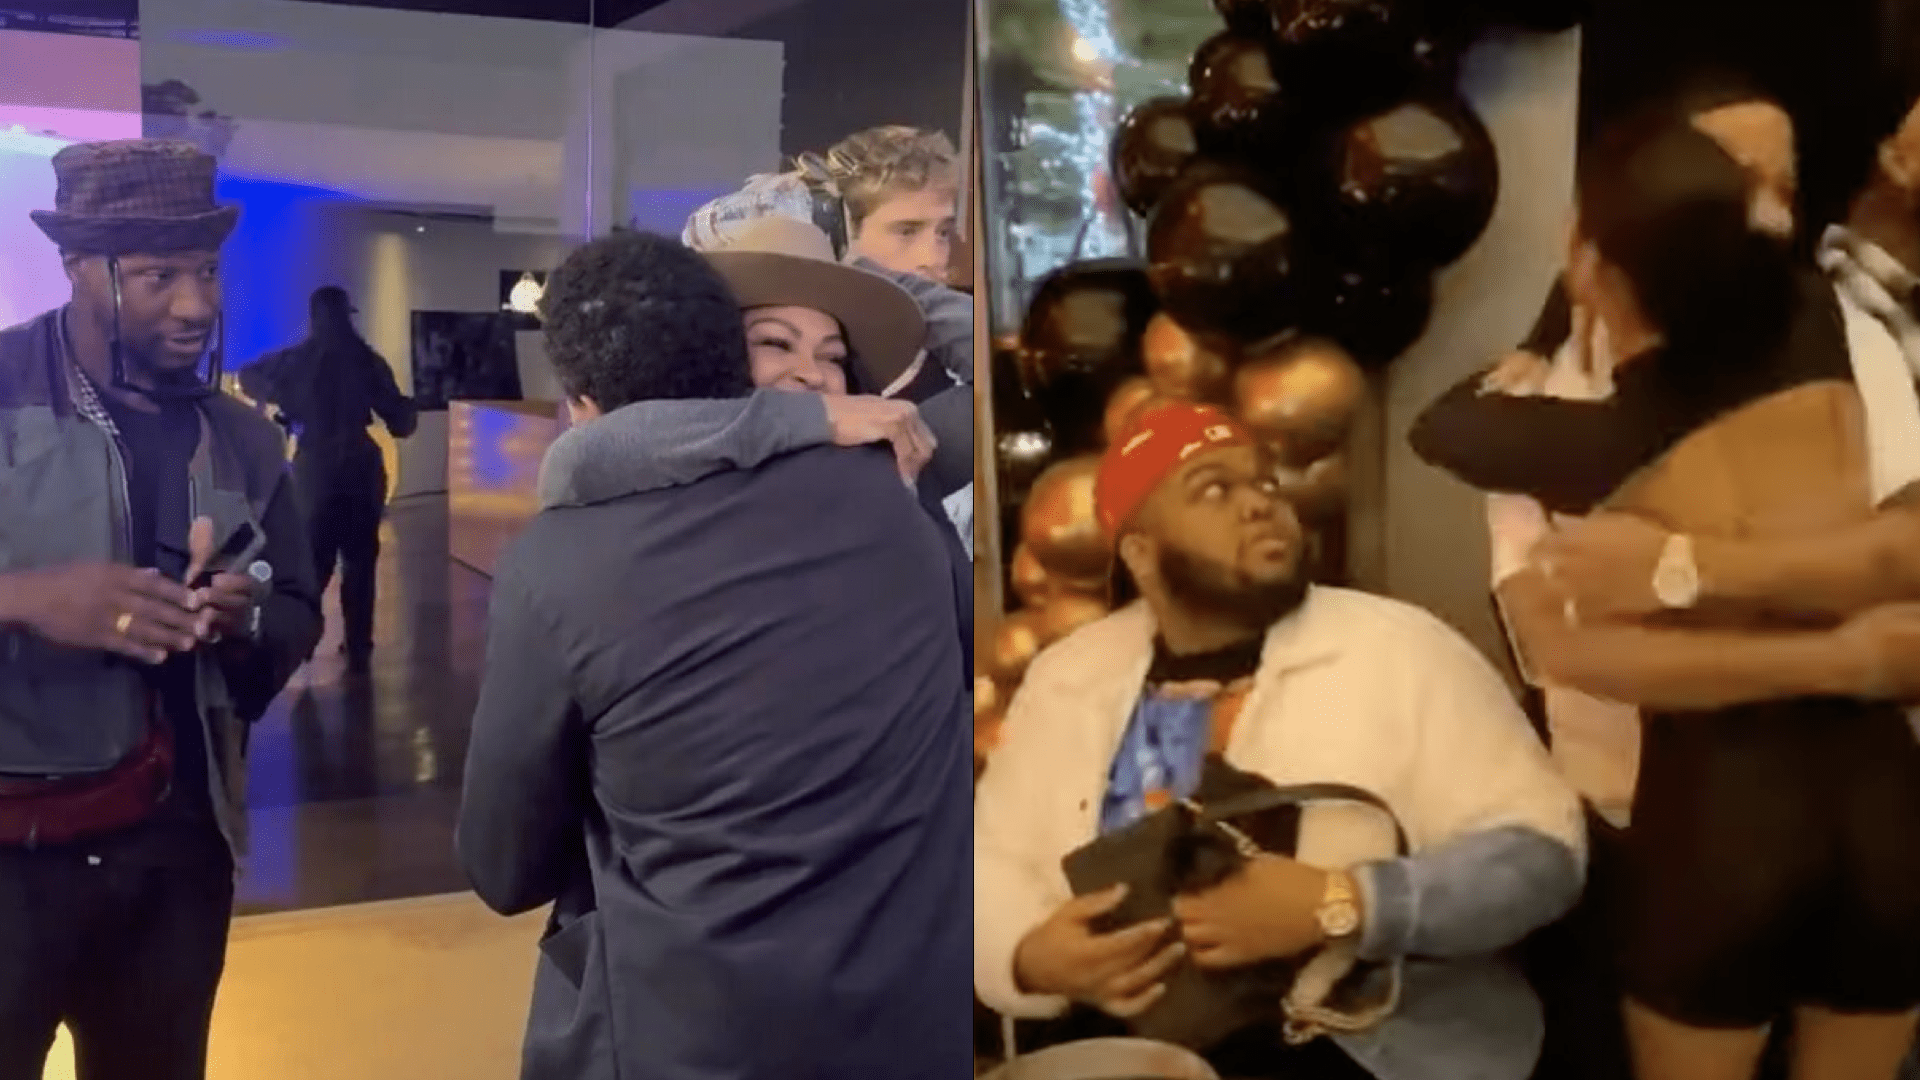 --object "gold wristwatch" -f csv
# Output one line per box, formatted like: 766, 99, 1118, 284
1651, 532, 1701, 610
1315, 869, 1362, 942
